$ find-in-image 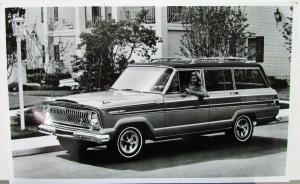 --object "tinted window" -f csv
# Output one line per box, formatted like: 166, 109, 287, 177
204, 69, 233, 91
234, 69, 267, 89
